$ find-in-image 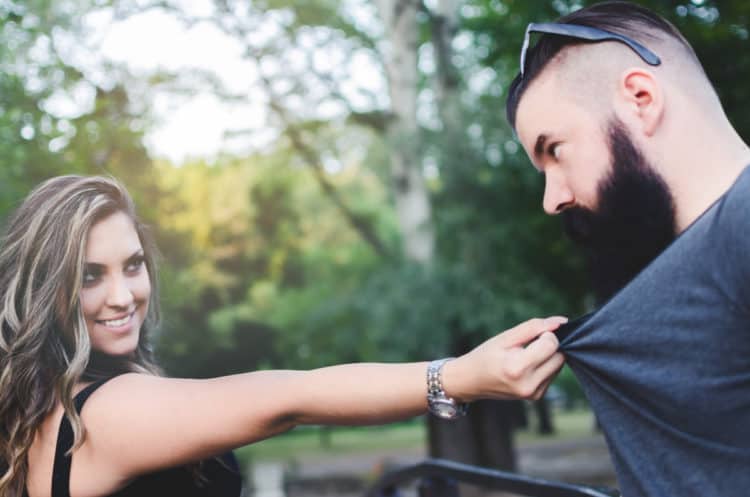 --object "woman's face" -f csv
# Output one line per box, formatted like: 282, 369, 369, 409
80, 211, 151, 356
